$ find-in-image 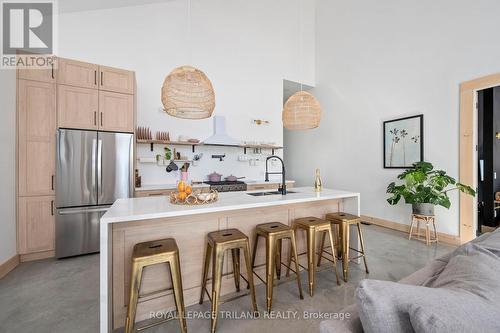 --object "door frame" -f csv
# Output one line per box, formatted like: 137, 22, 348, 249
460, 73, 500, 243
